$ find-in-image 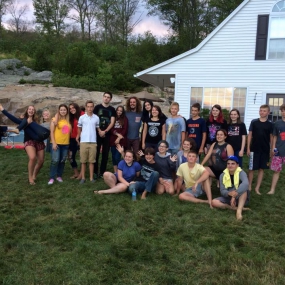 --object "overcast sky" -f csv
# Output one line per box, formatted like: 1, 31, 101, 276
4, 0, 169, 37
